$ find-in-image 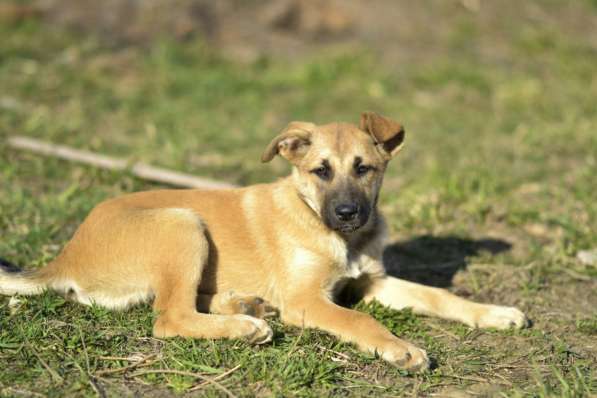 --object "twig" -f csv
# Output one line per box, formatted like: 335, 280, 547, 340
487, 371, 514, 386
1, 387, 46, 398
94, 354, 158, 376
98, 355, 145, 361
285, 324, 306, 360
561, 267, 592, 281
335, 383, 386, 390
443, 374, 489, 383
188, 364, 241, 392
24, 342, 64, 384
87, 377, 107, 398
7, 135, 237, 189
130, 369, 237, 397
410, 378, 423, 397
426, 322, 460, 341
76, 327, 106, 398
315, 344, 351, 360
78, 327, 91, 373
